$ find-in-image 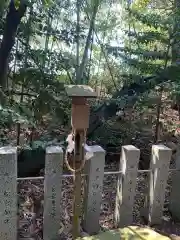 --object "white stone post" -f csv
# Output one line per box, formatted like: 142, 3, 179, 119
83, 145, 105, 235
148, 145, 171, 225
115, 145, 140, 227
43, 146, 63, 240
169, 148, 180, 220
0, 146, 17, 240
